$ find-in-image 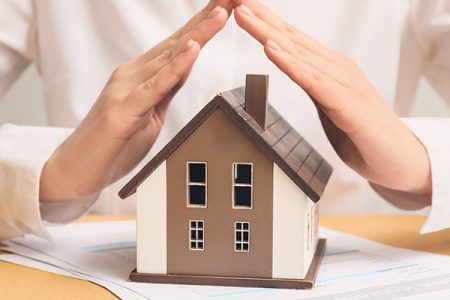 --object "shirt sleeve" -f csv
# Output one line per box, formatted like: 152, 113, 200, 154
0, 0, 33, 96
402, 119, 450, 234
0, 0, 97, 241
0, 124, 100, 241
0, 125, 63, 240
412, 0, 450, 103
406, 0, 450, 233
